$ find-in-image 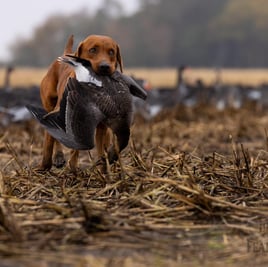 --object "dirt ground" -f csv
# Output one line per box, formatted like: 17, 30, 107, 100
0, 105, 268, 267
